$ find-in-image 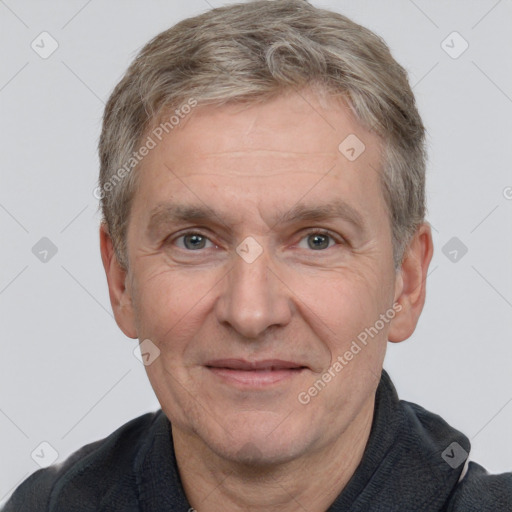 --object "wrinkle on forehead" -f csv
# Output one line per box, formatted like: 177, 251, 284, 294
189, 150, 337, 157
162, 152, 341, 180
